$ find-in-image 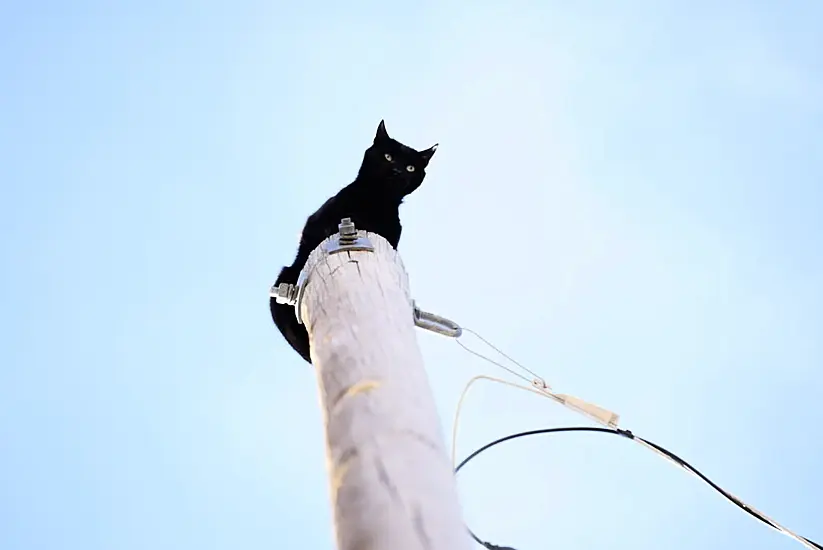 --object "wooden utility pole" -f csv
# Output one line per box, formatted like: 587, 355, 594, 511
296, 219, 472, 550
